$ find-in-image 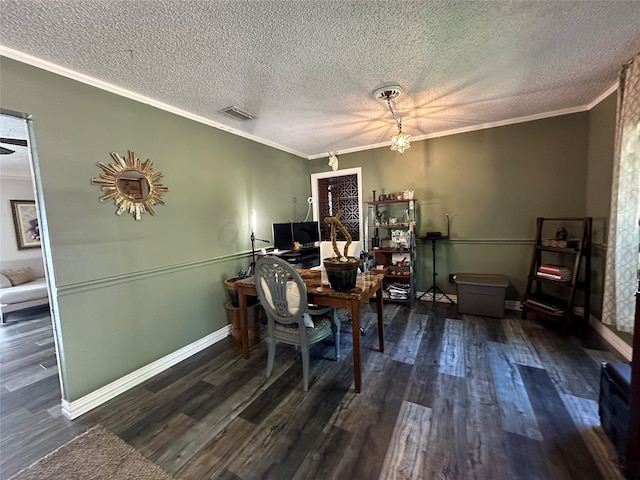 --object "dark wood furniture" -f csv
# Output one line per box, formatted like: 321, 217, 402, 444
260, 246, 320, 269
522, 217, 592, 332
236, 269, 385, 393
627, 285, 640, 479
599, 361, 631, 463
